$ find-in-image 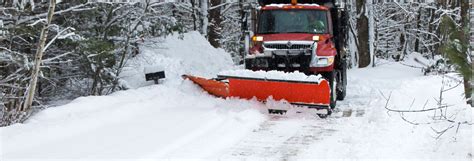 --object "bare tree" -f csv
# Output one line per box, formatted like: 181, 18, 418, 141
200, 0, 209, 36
23, 0, 56, 116
356, 0, 370, 67
207, 0, 222, 48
